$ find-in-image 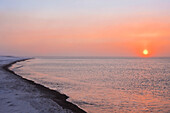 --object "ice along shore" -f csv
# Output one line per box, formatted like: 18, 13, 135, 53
0, 56, 86, 113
